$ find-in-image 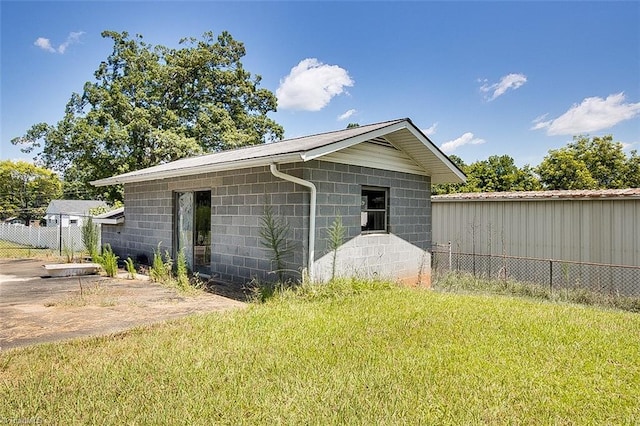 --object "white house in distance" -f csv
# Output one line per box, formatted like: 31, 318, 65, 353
44, 199, 107, 227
